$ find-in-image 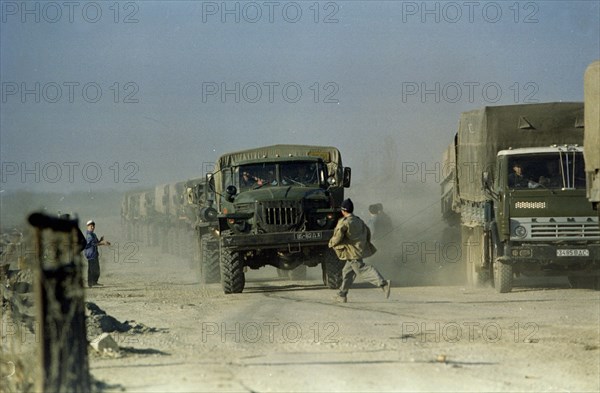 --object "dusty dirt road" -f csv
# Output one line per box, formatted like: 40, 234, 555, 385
86, 232, 600, 393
